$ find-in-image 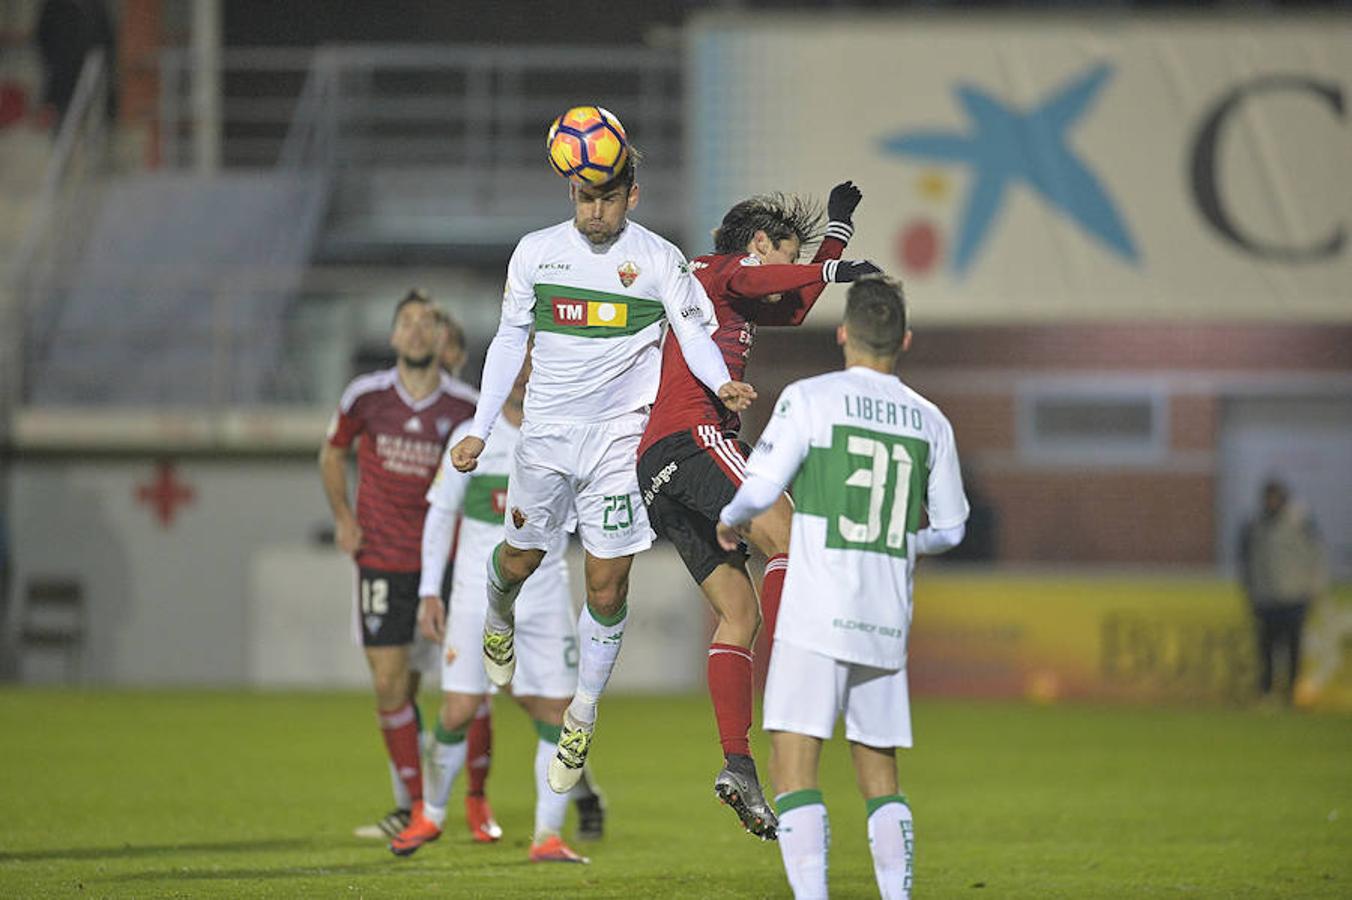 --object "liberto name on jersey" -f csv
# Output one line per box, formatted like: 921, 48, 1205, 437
747, 367, 968, 669
500, 219, 717, 425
